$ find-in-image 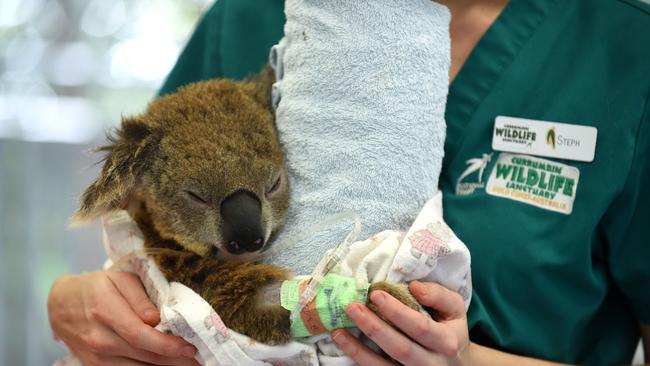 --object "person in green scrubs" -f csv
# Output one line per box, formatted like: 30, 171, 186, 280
48, 1, 650, 365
